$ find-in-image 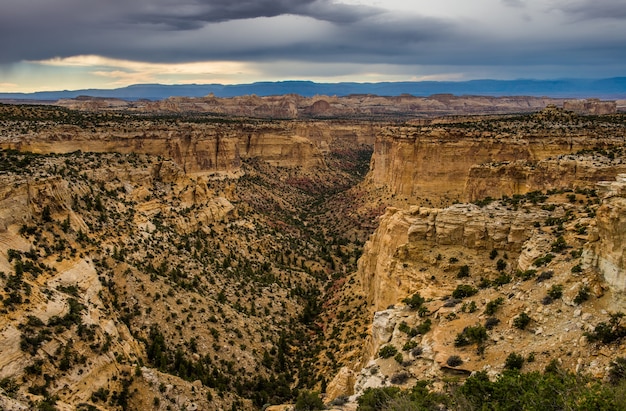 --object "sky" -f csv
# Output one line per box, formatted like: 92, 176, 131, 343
1, 0, 625, 92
